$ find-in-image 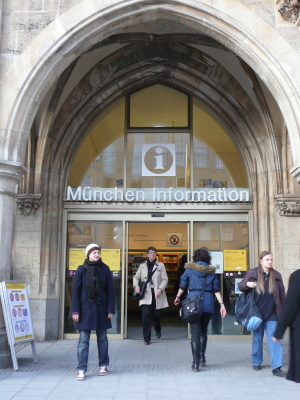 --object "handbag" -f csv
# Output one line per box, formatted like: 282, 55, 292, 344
133, 267, 157, 300
180, 277, 207, 323
235, 288, 262, 331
